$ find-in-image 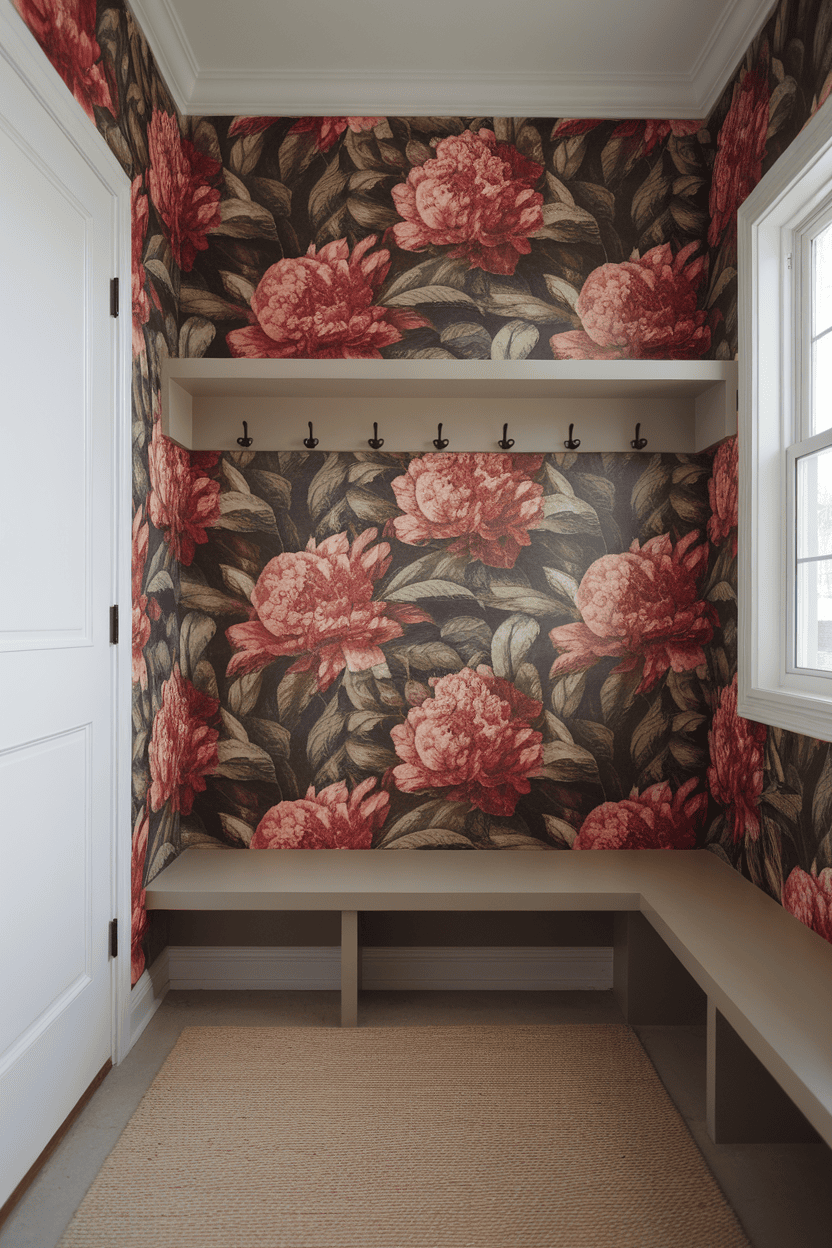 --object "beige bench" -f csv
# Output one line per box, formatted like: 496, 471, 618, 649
146, 847, 832, 1150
